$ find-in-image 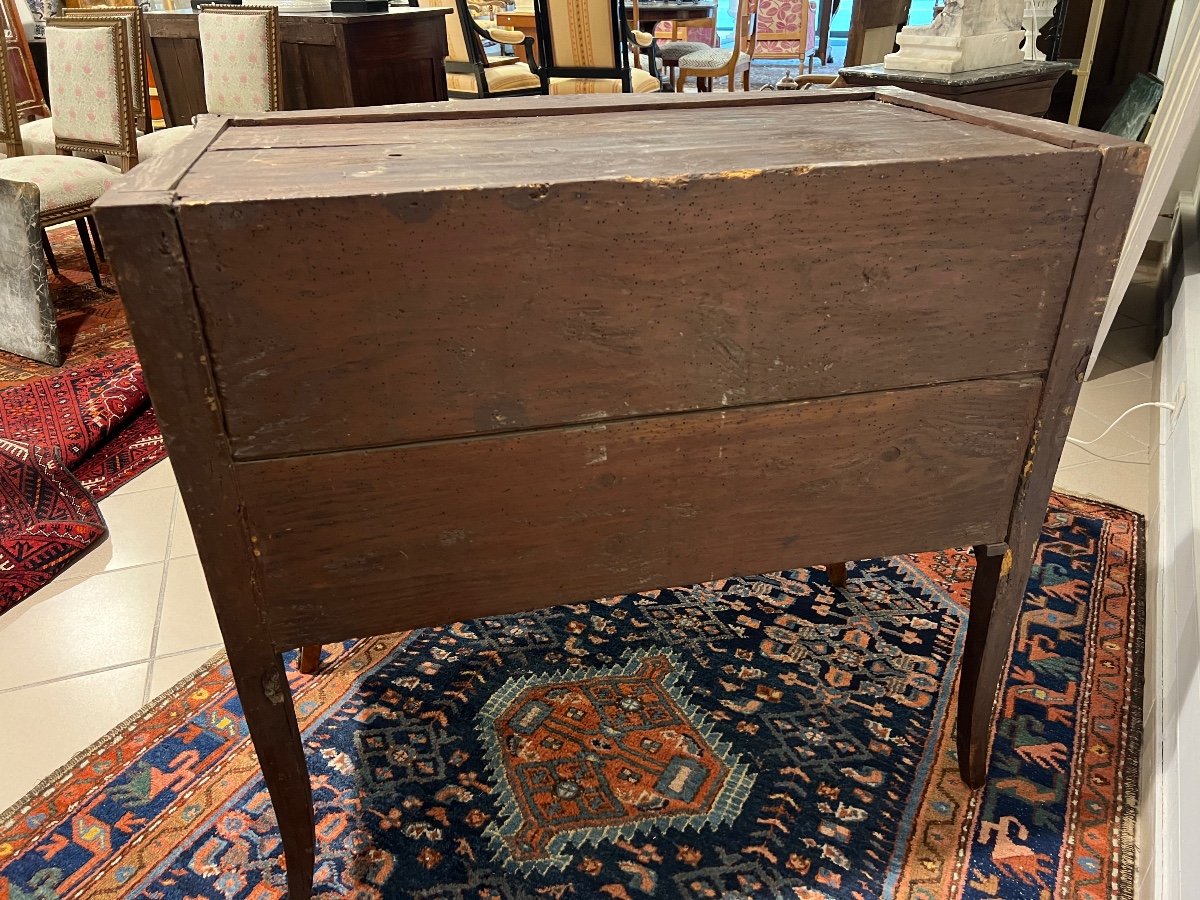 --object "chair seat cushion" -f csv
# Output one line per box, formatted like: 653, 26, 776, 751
0, 155, 120, 214
137, 126, 194, 161
678, 46, 739, 71
446, 61, 541, 95
659, 40, 709, 62
550, 67, 661, 94
19, 118, 56, 156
